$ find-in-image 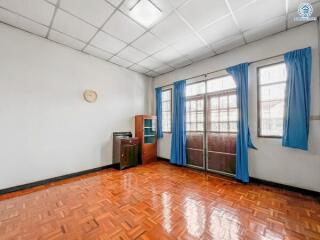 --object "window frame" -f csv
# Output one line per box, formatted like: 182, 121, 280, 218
257, 61, 287, 138
186, 94, 205, 133
161, 88, 173, 133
